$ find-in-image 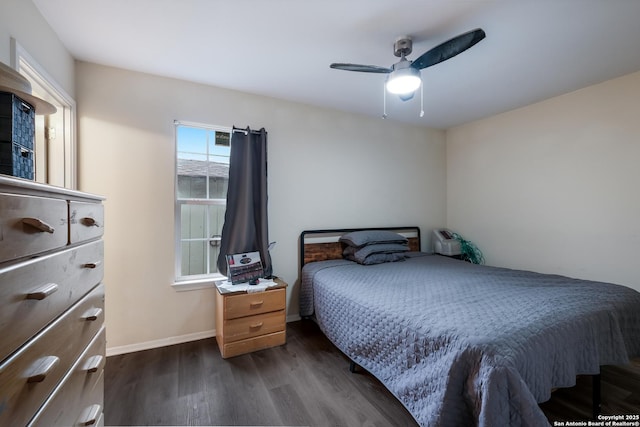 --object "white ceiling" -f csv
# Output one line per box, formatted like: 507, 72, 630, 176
33, 0, 640, 129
